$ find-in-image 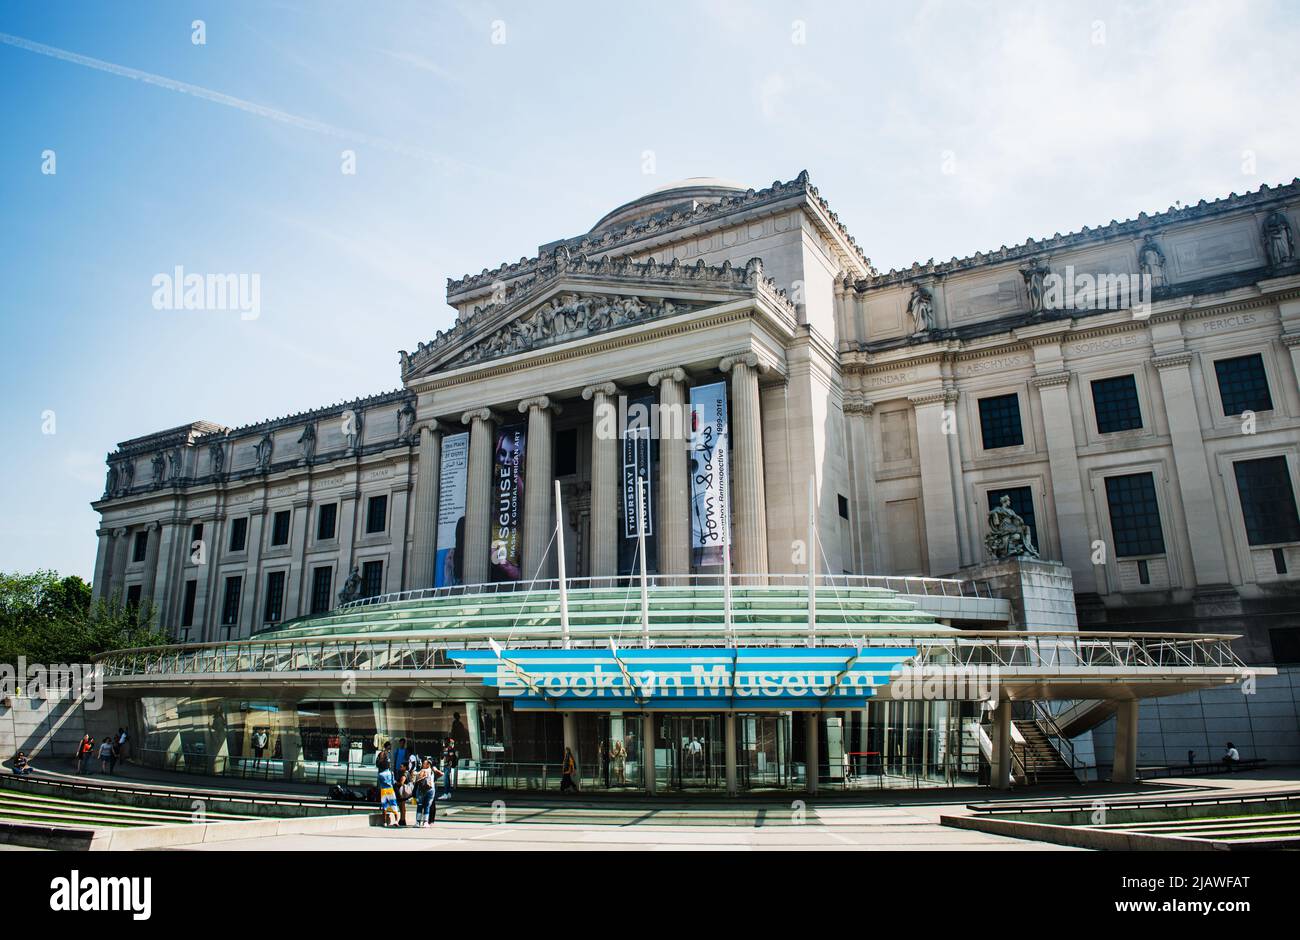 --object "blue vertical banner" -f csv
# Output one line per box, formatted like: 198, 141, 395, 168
435, 431, 469, 587
491, 425, 526, 581
689, 381, 730, 567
